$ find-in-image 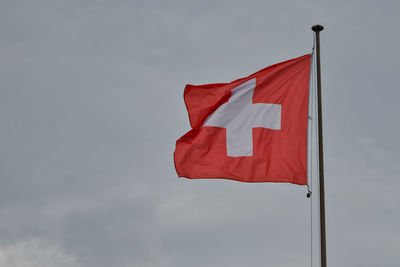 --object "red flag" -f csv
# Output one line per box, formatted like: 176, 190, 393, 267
174, 54, 311, 185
